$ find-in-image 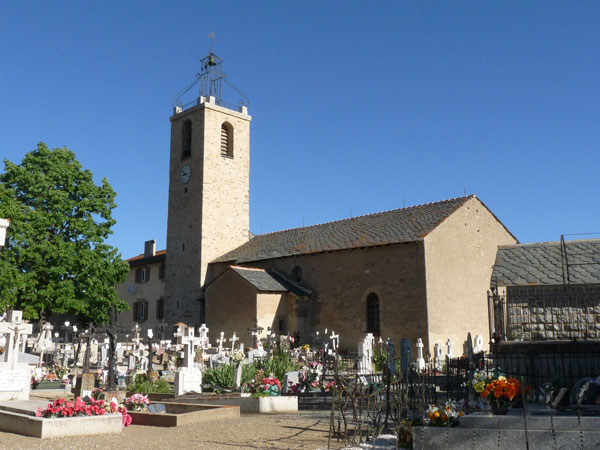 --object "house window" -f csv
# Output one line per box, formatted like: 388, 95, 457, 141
182, 119, 192, 159
158, 263, 166, 280
366, 293, 380, 334
133, 300, 148, 322
135, 267, 150, 283
156, 297, 165, 320
278, 319, 286, 333
220, 122, 233, 157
